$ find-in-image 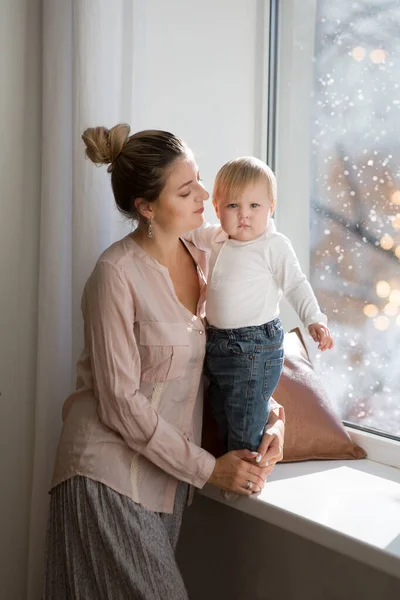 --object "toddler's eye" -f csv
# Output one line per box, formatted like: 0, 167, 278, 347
251, 203, 260, 208
227, 203, 238, 208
